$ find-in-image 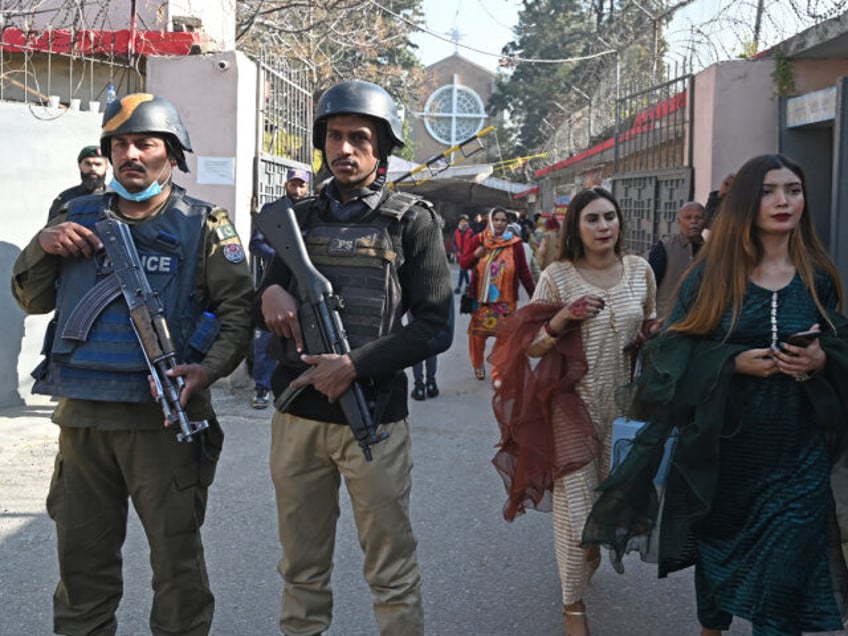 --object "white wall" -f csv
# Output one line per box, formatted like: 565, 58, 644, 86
146, 52, 258, 243
20, 0, 234, 49
1, 102, 104, 405
169, 0, 236, 49
692, 59, 778, 203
